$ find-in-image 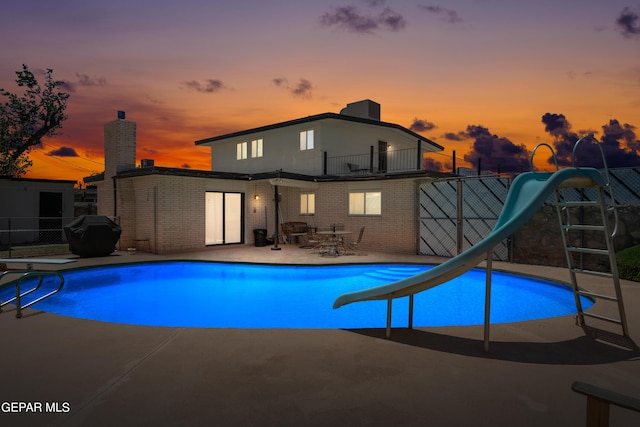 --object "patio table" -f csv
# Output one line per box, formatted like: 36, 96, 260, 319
315, 230, 352, 256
